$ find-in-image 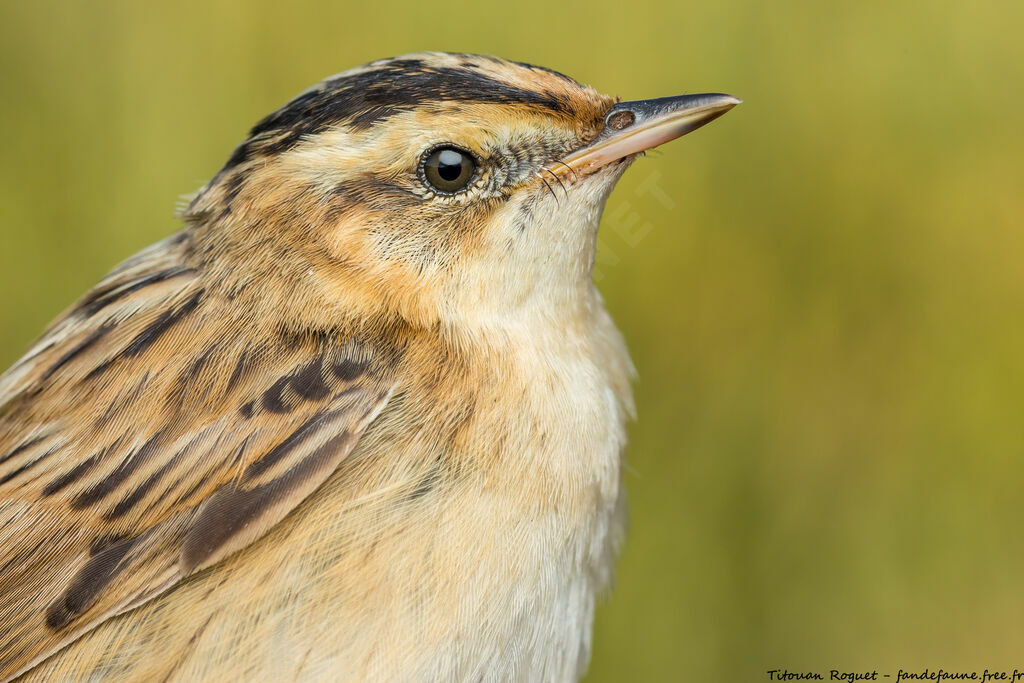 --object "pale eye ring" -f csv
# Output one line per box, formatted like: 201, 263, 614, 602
419, 144, 478, 194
